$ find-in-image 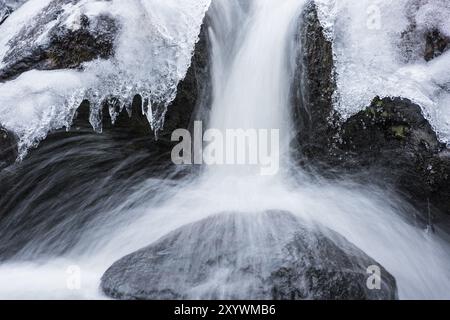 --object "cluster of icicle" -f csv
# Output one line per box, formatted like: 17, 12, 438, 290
0, 0, 210, 158
316, 0, 450, 145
